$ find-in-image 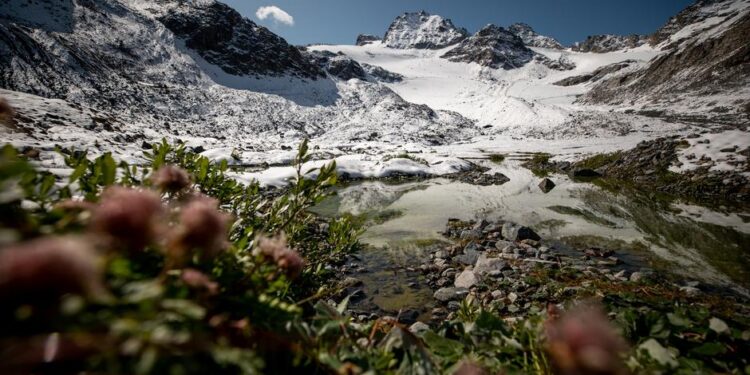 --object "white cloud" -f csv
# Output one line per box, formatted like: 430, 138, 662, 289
255, 6, 295, 26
